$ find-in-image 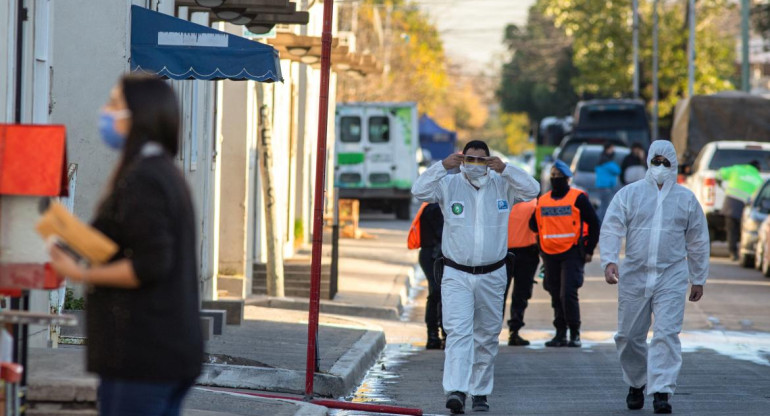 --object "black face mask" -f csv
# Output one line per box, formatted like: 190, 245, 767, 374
550, 177, 569, 193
